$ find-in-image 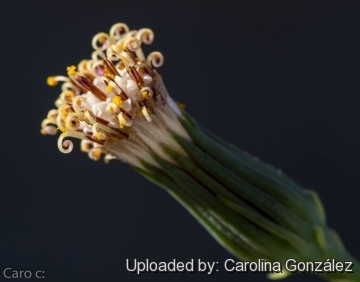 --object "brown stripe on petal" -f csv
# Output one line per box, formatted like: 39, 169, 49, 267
115, 128, 129, 139
127, 66, 142, 86
75, 75, 107, 101
86, 136, 105, 146
138, 63, 156, 77
103, 59, 120, 77
69, 76, 88, 93
120, 108, 132, 120
93, 115, 129, 139
119, 92, 128, 101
